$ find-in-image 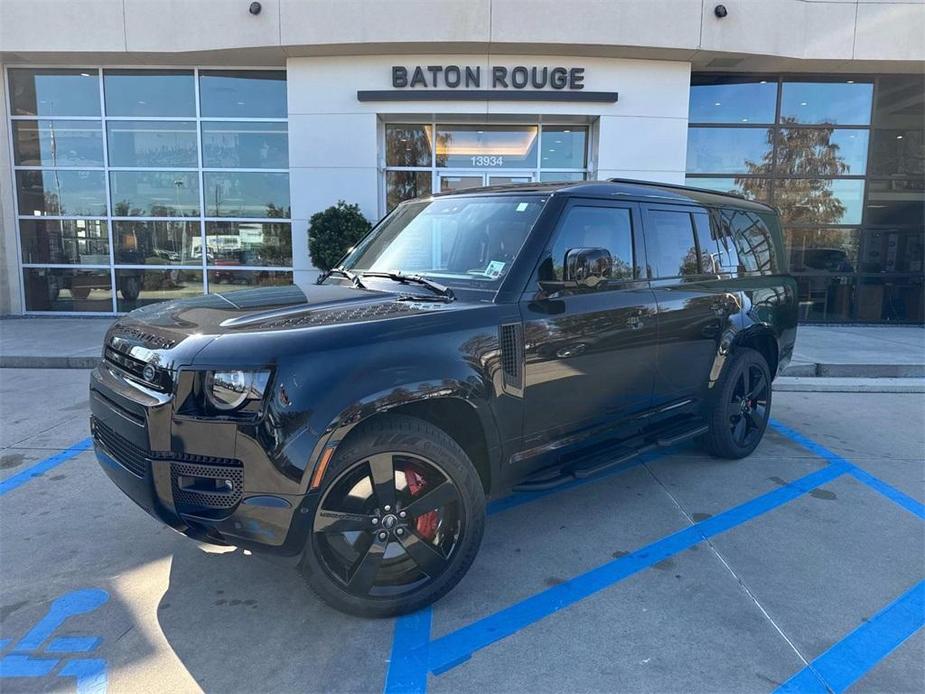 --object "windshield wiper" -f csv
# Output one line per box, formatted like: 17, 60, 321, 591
317, 267, 367, 290
359, 271, 455, 301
